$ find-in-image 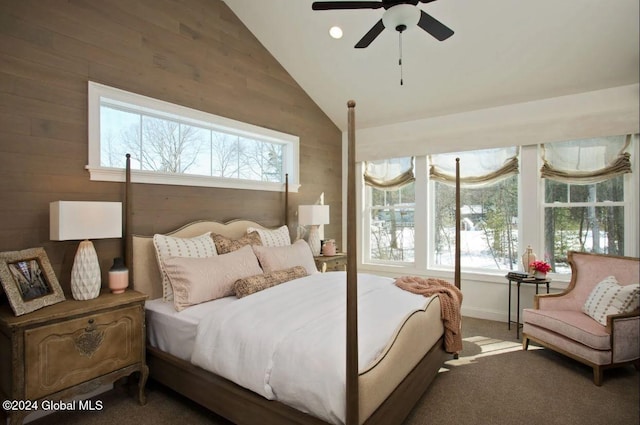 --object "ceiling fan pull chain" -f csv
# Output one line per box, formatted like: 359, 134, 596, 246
398, 29, 403, 86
